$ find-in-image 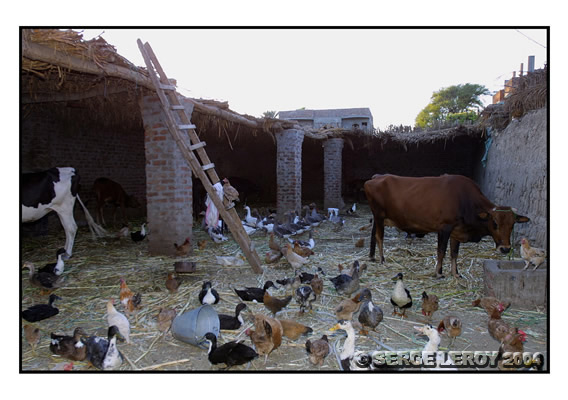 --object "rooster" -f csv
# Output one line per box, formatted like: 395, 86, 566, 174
520, 238, 546, 271
119, 278, 142, 322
